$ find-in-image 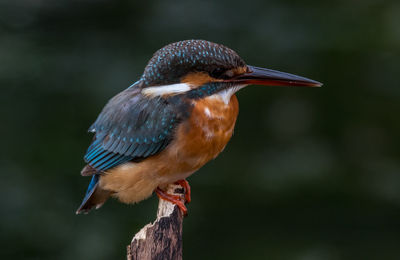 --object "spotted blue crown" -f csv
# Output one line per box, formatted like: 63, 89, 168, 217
141, 40, 246, 86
